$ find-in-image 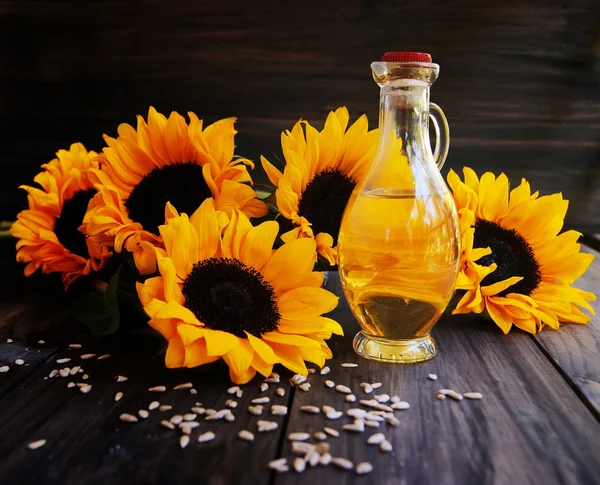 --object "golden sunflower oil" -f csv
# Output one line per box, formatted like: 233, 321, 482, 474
338, 52, 460, 363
